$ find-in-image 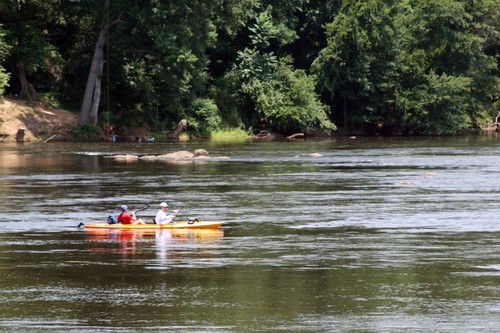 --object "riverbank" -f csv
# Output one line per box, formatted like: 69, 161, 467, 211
4, 96, 493, 142
0, 97, 254, 142
0, 97, 77, 142
0, 97, 264, 143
